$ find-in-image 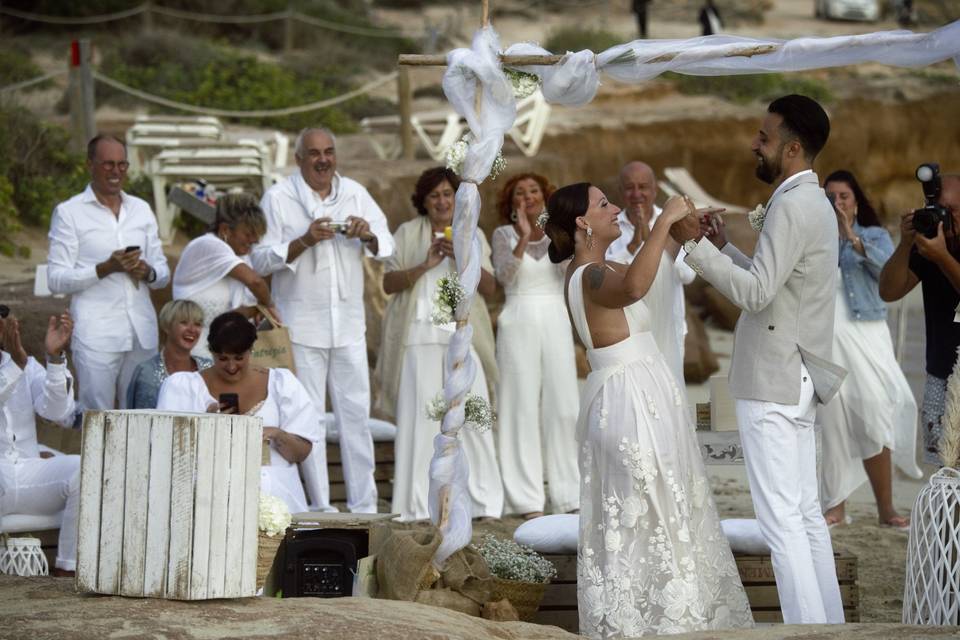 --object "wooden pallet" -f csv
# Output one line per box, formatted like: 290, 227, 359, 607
534, 551, 859, 632
326, 441, 394, 503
